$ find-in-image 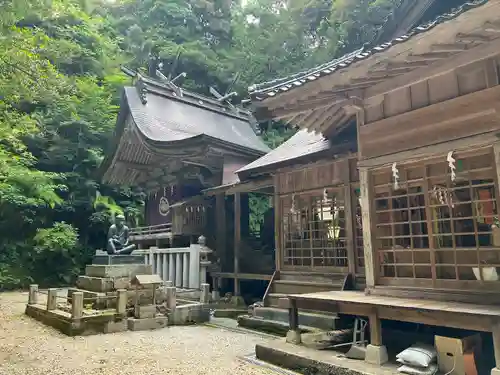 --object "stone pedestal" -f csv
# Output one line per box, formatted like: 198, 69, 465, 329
491, 368, 500, 375
364, 345, 388, 365
92, 254, 144, 265
286, 330, 302, 344
127, 316, 168, 331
